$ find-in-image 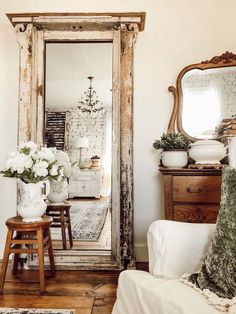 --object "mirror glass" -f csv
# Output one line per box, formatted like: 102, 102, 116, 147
45, 42, 112, 253
182, 66, 236, 139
